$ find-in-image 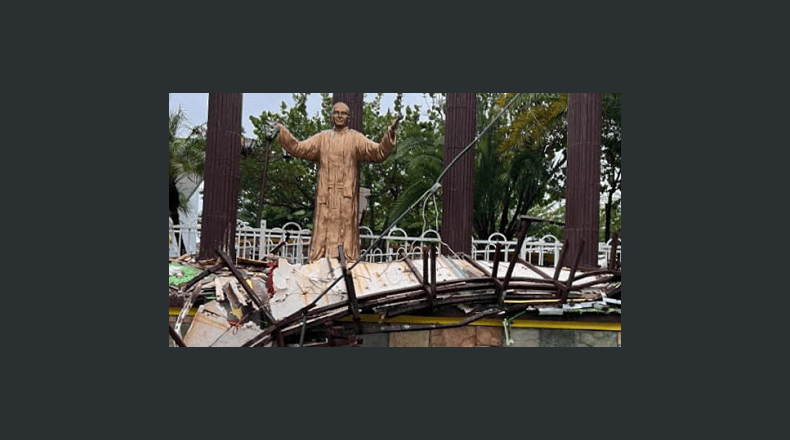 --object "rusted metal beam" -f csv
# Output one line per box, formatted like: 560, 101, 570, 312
462, 254, 492, 276
242, 247, 617, 347
248, 275, 600, 347
501, 220, 530, 306
492, 242, 502, 279
516, 257, 552, 280
169, 324, 187, 347
338, 245, 361, 332
553, 240, 570, 282
216, 249, 276, 325
561, 240, 586, 304
404, 256, 435, 310
492, 242, 504, 302
461, 254, 504, 291
270, 231, 291, 256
